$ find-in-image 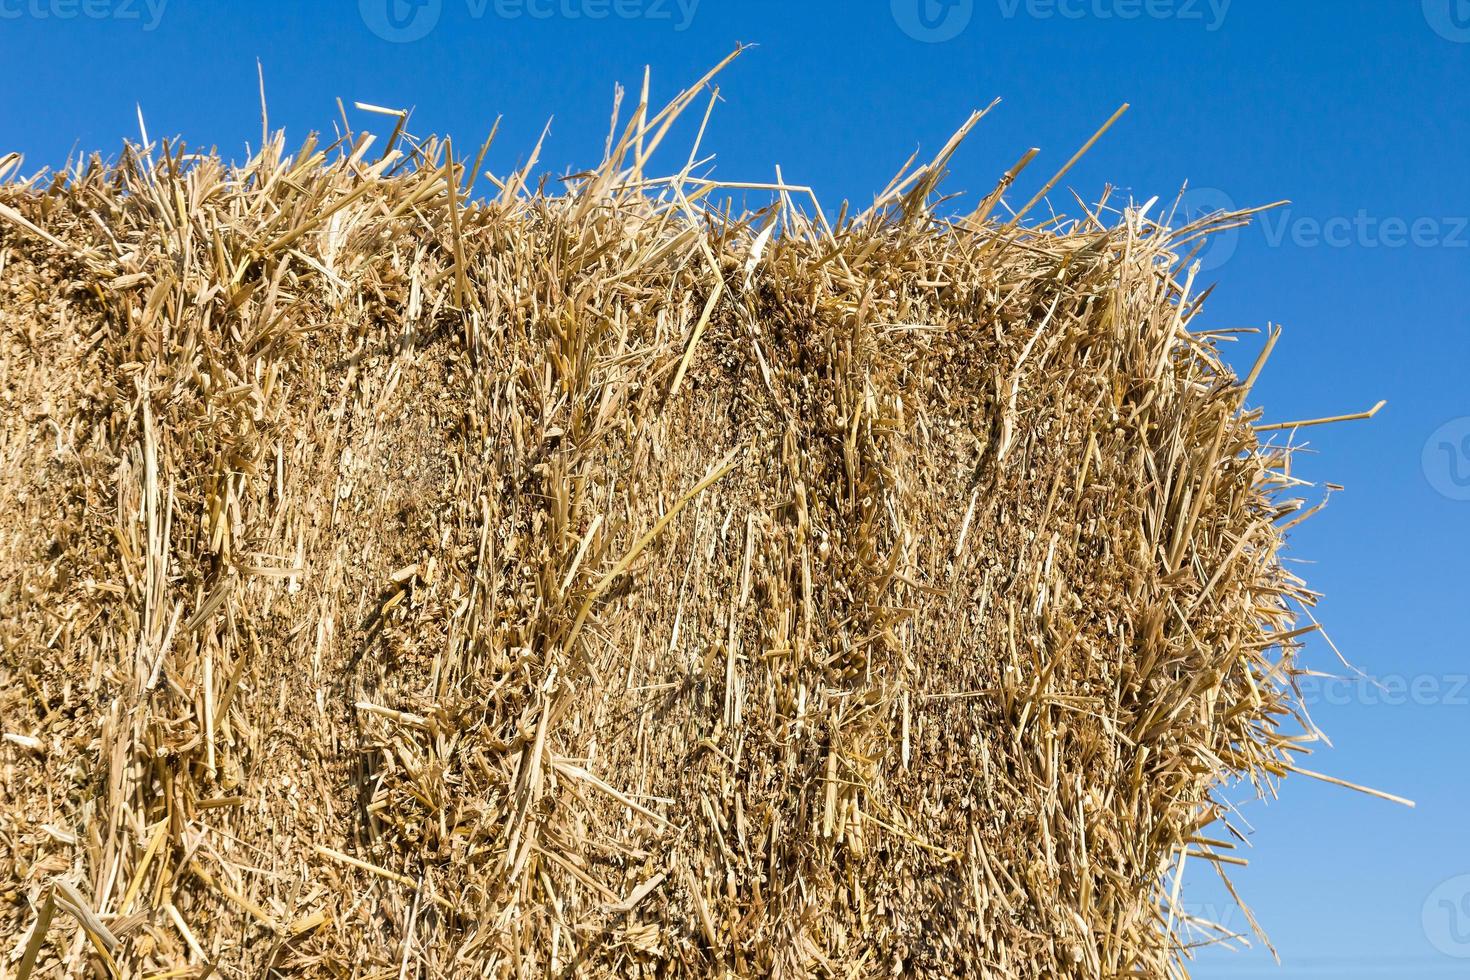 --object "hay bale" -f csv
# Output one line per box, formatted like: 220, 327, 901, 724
1, 72, 1340, 978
